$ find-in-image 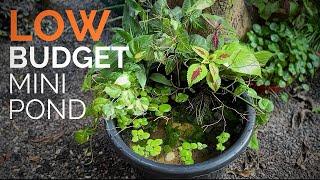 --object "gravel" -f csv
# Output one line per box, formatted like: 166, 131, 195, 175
0, 0, 319, 179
